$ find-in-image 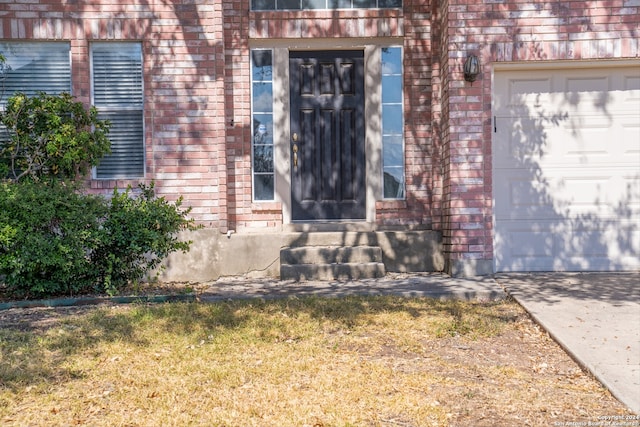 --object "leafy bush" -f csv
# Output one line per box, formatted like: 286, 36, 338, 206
0, 92, 111, 182
0, 181, 196, 299
0, 180, 106, 298
0, 87, 197, 299
92, 183, 196, 296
